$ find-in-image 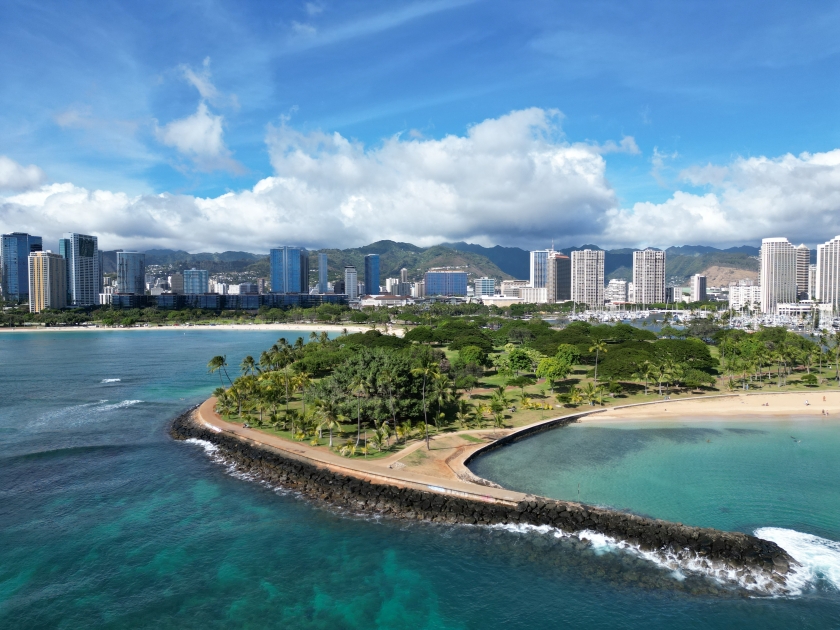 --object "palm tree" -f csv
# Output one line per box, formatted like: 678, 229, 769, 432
309, 331, 318, 344
294, 371, 312, 416
349, 375, 368, 447
582, 382, 599, 406
455, 399, 474, 429
430, 372, 452, 428
207, 355, 233, 386
411, 359, 440, 449
315, 399, 343, 447
240, 355, 257, 376
589, 340, 608, 384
